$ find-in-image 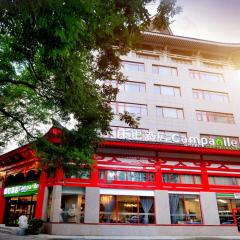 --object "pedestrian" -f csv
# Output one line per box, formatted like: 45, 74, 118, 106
17, 212, 28, 236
